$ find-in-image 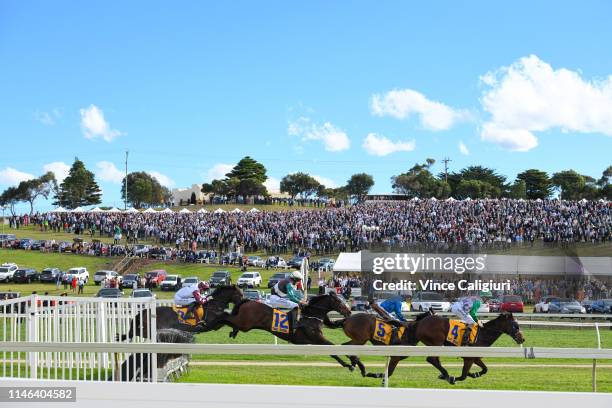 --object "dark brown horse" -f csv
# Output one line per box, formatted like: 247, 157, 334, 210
205, 292, 355, 370
118, 285, 244, 341
324, 309, 432, 378
328, 312, 525, 383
